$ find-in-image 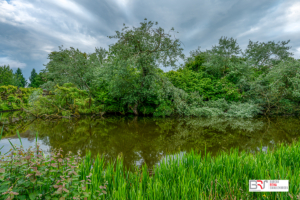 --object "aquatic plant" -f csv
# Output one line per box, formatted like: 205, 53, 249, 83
0, 128, 107, 200
78, 141, 300, 199
1, 125, 300, 199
